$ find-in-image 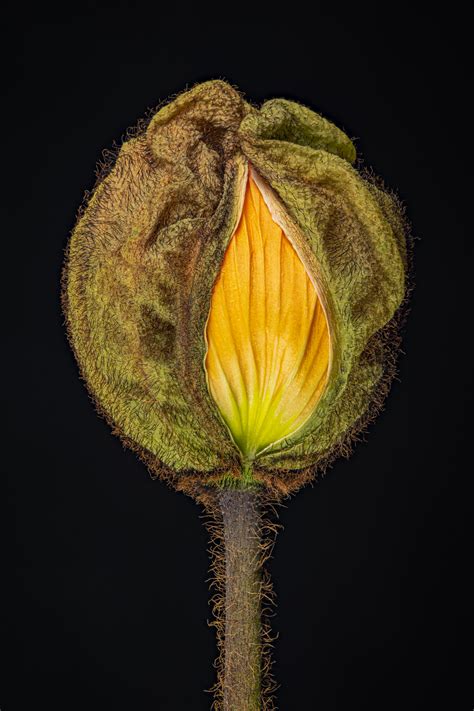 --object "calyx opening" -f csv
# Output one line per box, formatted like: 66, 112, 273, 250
205, 166, 330, 460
